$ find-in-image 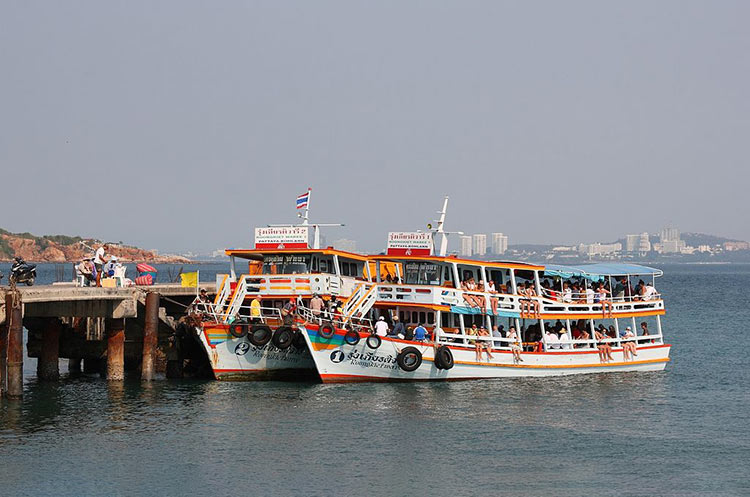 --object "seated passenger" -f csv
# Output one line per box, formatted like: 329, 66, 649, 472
585, 286, 595, 304
525, 285, 541, 318
642, 283, 658, 301
462, 279, 482, 308
487, 280, 499, 315
545, 328, 560, 349
466, 323, 478, 346
558, 327, 571, 349
389, 315, 405, 338
414, 323, 428, 341
374, 316, 389, 337
491, 324, 504, 348
619, 326, 638, 360
594, 327, 613, 363
507, 326, 523, 362
598, 284, 613, 317
475, 326, 493, 361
